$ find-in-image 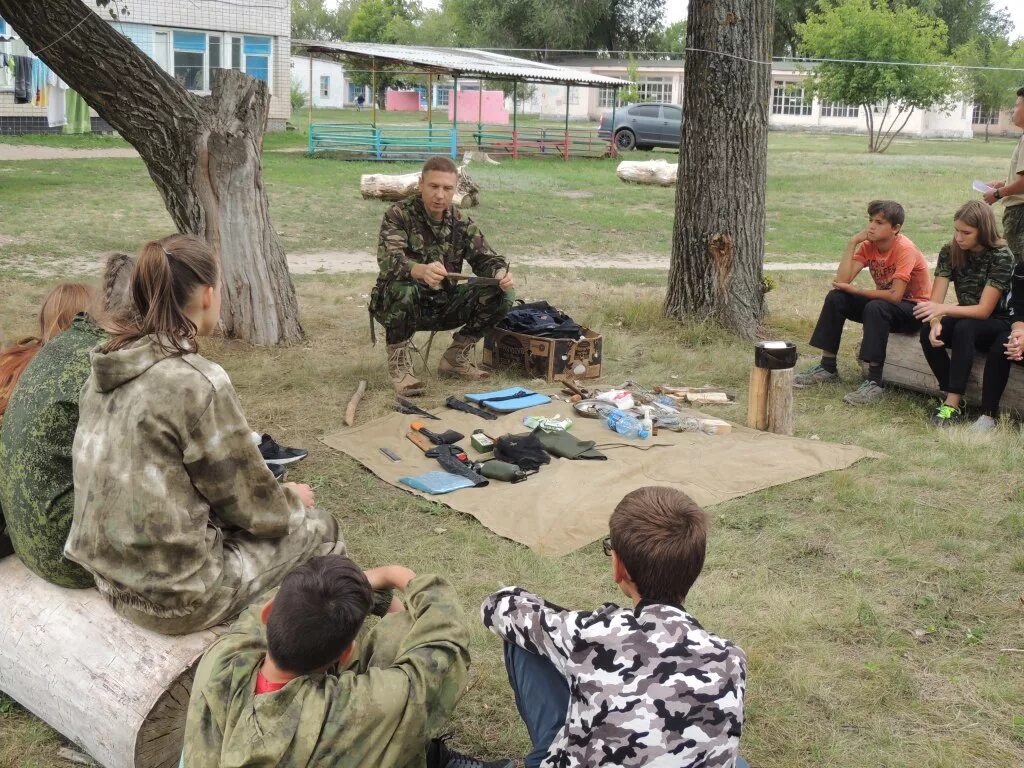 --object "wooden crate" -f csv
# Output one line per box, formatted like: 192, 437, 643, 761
482, 327, 602, 381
